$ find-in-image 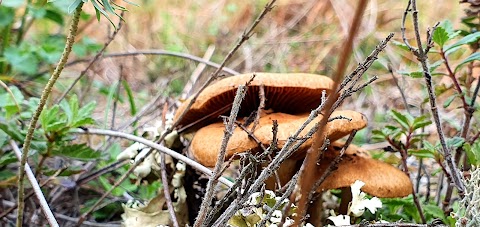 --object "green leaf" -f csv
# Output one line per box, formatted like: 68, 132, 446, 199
0, 151, 17, 167
423, 204, 448, 222
391, 110, 411, 130
446, 137, 465, 149
0, 86, 24, 117
409, 149, 436, 159
423, 141, 436, 152
29, 6, 47, 18
412, 115, 432, 130
4, 46, 39, 75
0, 7, 15, 27
443, 94, 458, 108
445, 31, 480, 53
51, 143, 101, 161
455, 52, 480, 73
2, 0, 25, 7
432, 26, 449, 48
59, 100, 73, 125
67, 0, 83, 13
398, 70, 423, 78
90, 0, 116, 28
391, 40, 410, 52
44, 9, 64, 25
0, 122, 24, 142
43, 166, 85, 176
40, 105, 68, 132
122, 80, 137, 115
463, 142, 480, 166
74, 101, 96, 125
